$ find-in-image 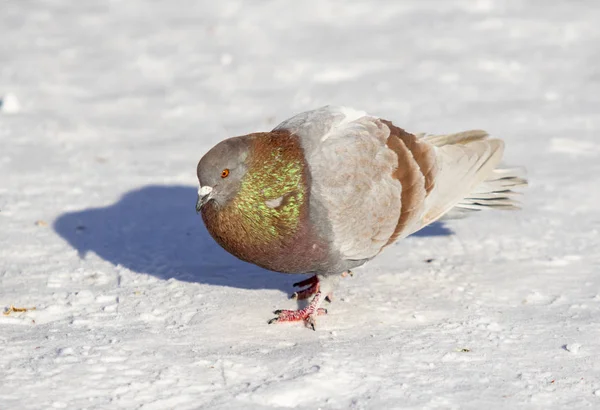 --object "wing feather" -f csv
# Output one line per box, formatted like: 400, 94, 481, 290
276, 106, 402, 260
